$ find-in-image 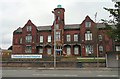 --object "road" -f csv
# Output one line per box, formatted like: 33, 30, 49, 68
1, 67, 120, 78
